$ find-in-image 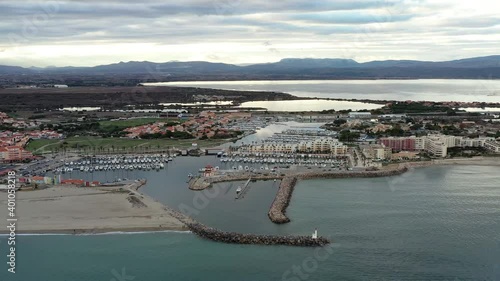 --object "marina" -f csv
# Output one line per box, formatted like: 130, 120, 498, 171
54, 154, 175, 174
